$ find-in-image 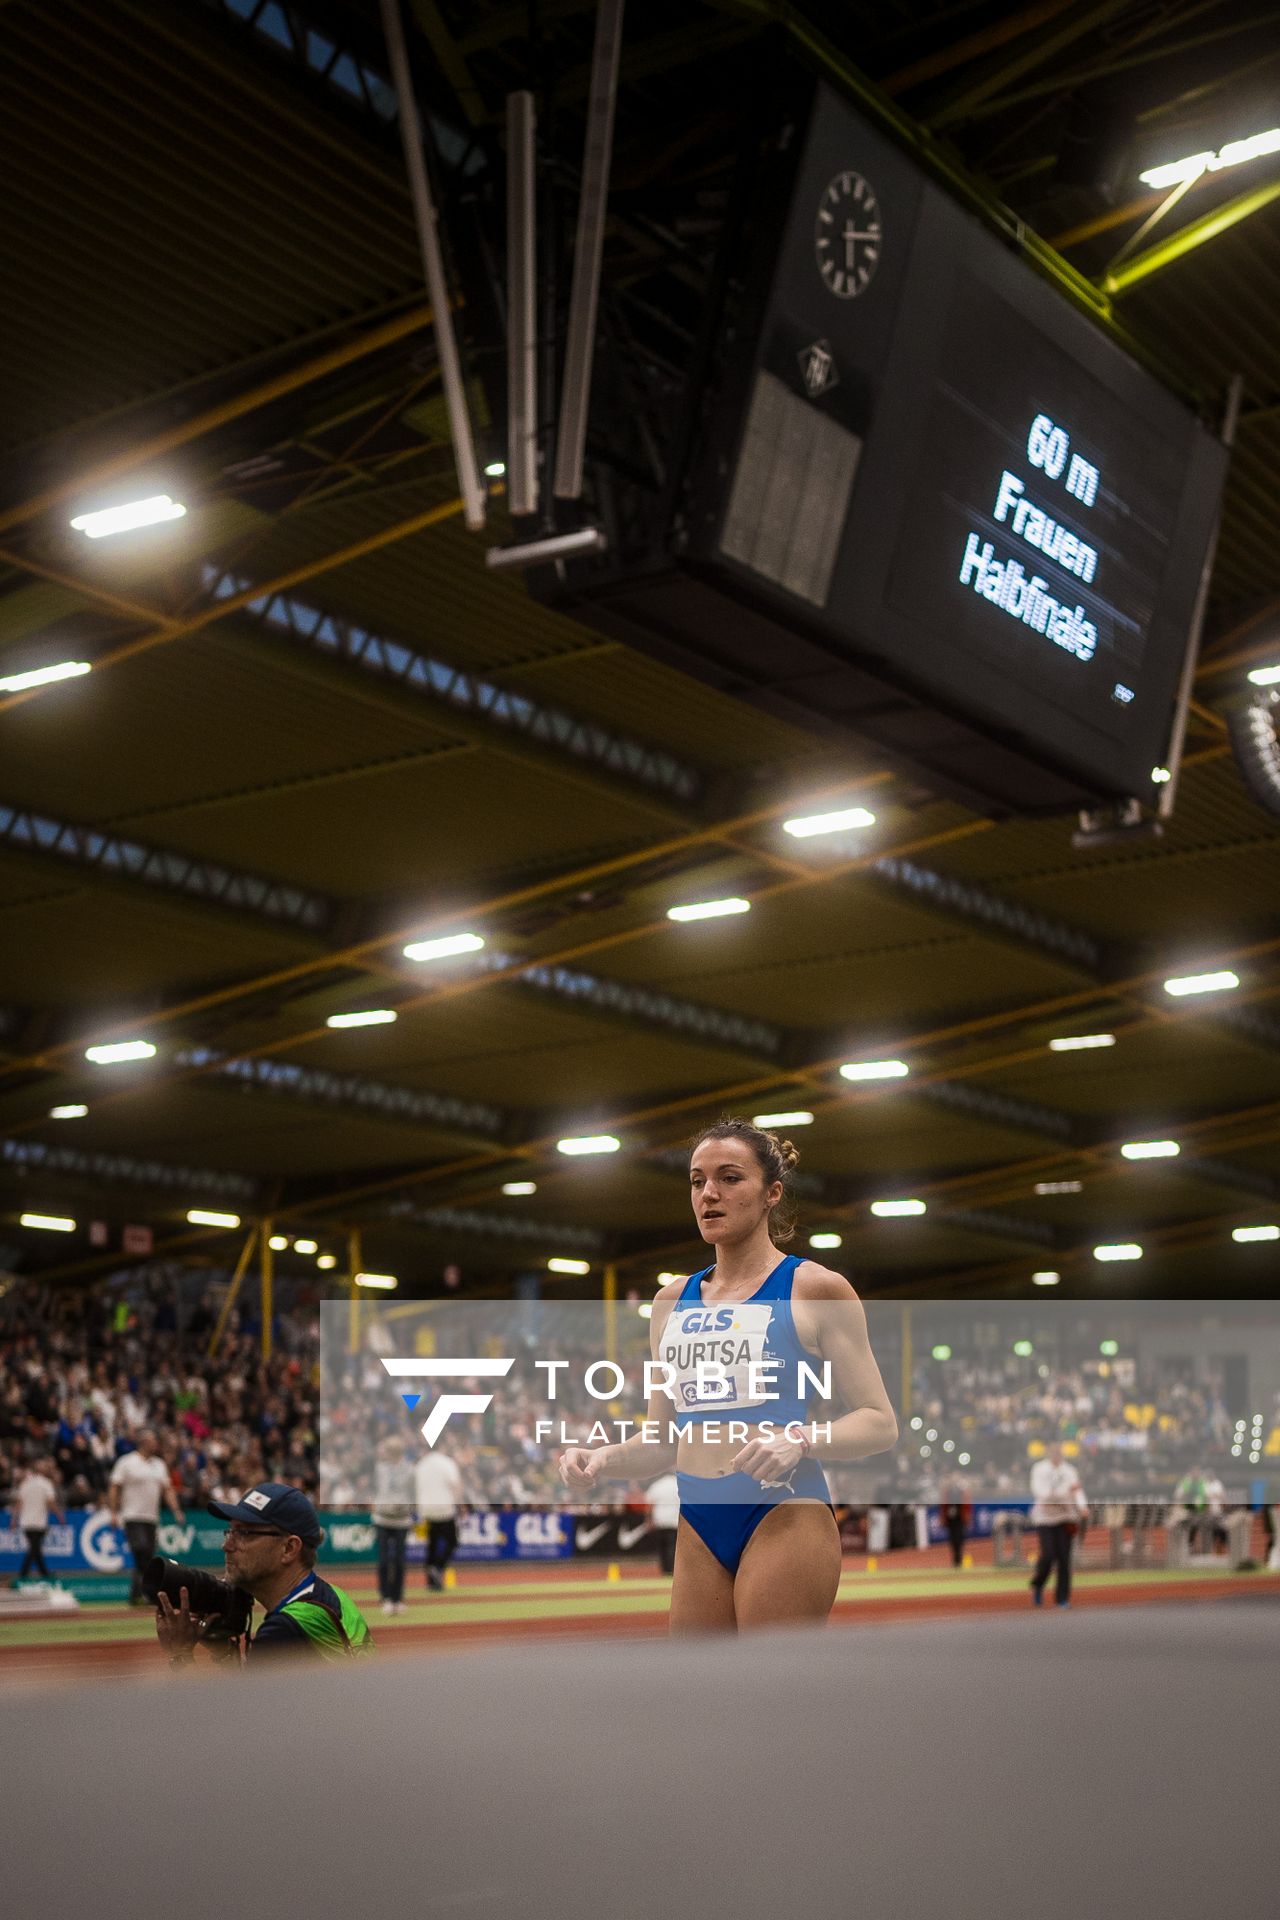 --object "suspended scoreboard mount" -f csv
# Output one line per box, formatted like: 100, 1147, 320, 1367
541, 80, 1230, 816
